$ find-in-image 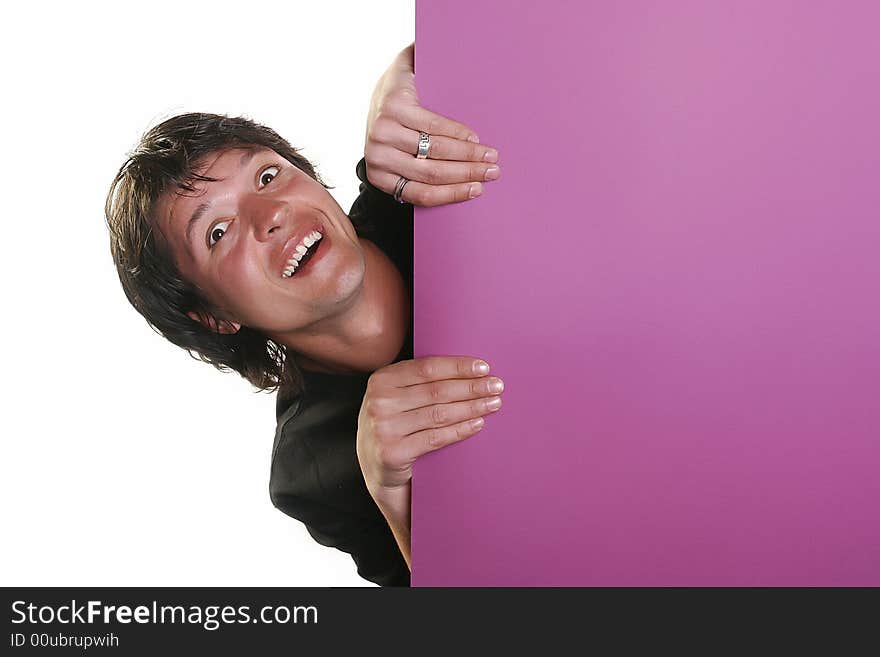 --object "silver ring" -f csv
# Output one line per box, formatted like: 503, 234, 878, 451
416, 131, 431, 159
393, 176, 410, 203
